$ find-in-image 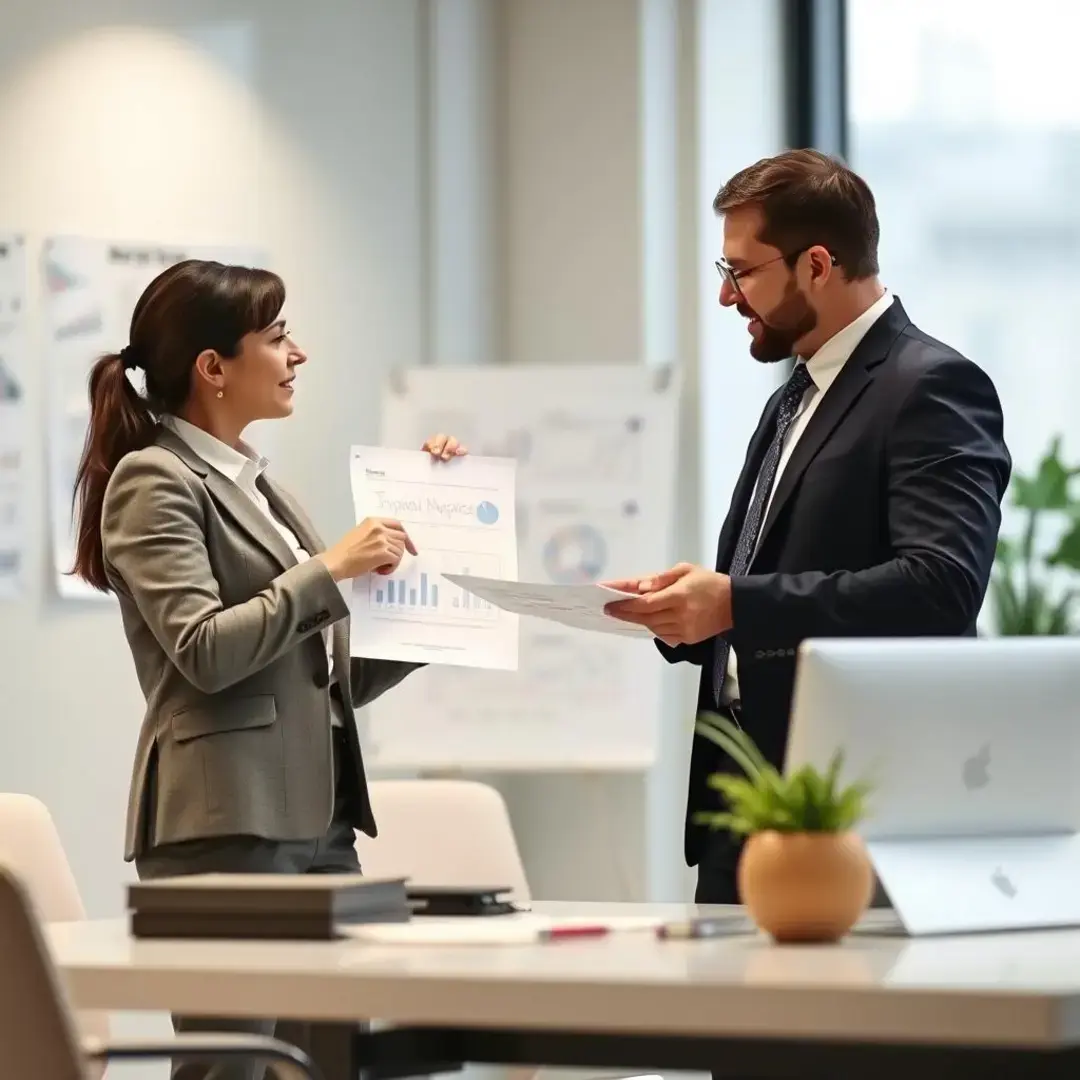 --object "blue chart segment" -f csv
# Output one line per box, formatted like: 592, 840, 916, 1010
369, 550, 500, 623
476, 500, 500, 525
376, 573, 441, 610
